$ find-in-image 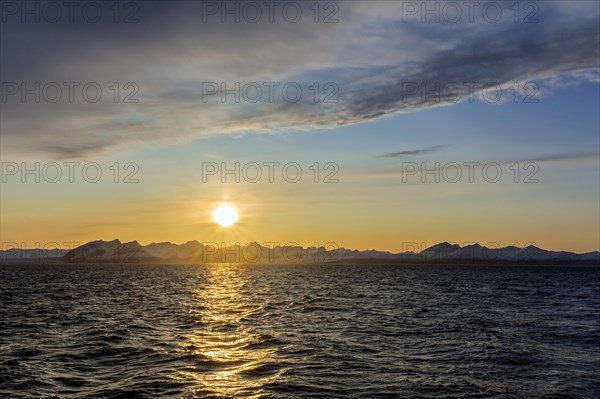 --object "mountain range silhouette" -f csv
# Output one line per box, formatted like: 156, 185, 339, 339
2, 240, 599, 264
